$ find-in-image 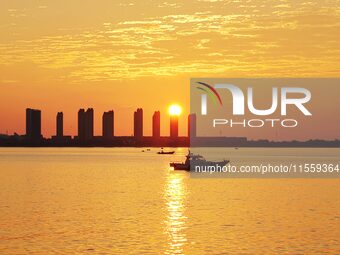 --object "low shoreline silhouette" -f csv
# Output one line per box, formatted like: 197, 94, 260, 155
0, 134, 339, 148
